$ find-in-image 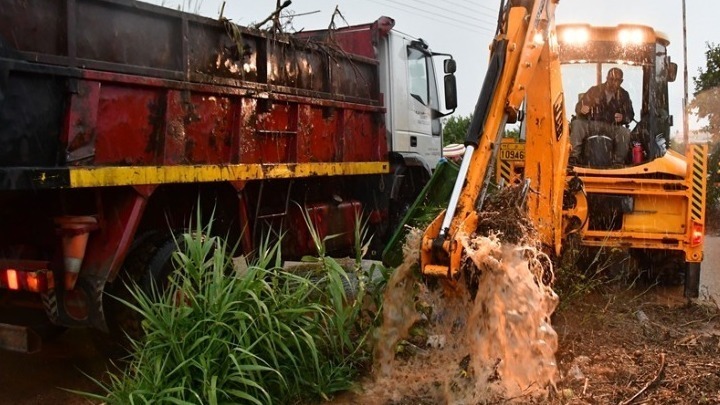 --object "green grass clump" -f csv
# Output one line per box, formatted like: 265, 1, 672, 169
84, 208, 386, 404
